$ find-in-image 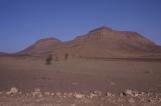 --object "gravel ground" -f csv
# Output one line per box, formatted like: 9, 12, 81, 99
0, 87, 161, 106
